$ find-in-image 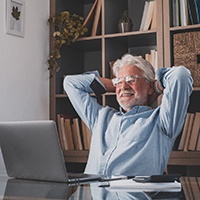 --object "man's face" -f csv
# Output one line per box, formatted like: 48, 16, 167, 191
115, 65, 153, 112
